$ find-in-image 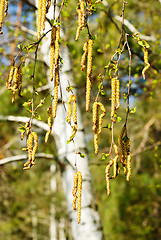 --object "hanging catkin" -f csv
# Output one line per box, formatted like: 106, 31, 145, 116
50, 26, 56, 81
81, 41, 88, 71
55, 26, 60, 69
115, 78, 120, 109
86, 39, 93, 111
0, 0, 5, 34
23, 132, 38, 170
92, 102, 106, 154
4, 0, 8, 17
42, 0, 47, 31
75, 6, 82, 41
45, 106, 52, 143
53, 66, 59, 118
142, 47, 150, 80
37, 0, 42, 40
111, 77, 116, 122
72, 171, 82, 224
